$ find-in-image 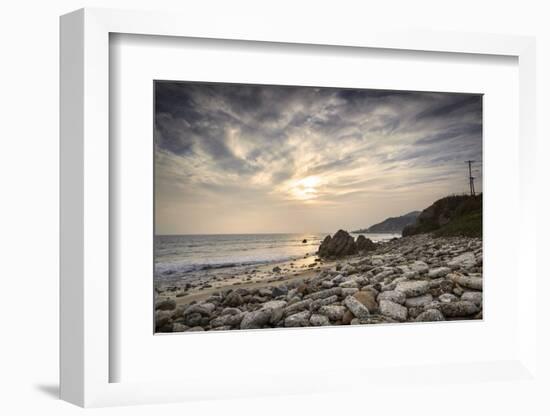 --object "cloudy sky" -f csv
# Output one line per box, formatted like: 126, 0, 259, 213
155, 81, 482, 235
